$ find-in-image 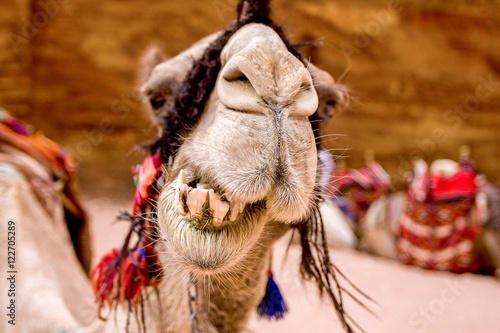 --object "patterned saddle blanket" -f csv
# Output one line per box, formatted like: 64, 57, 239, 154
397, 159, 480, 273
